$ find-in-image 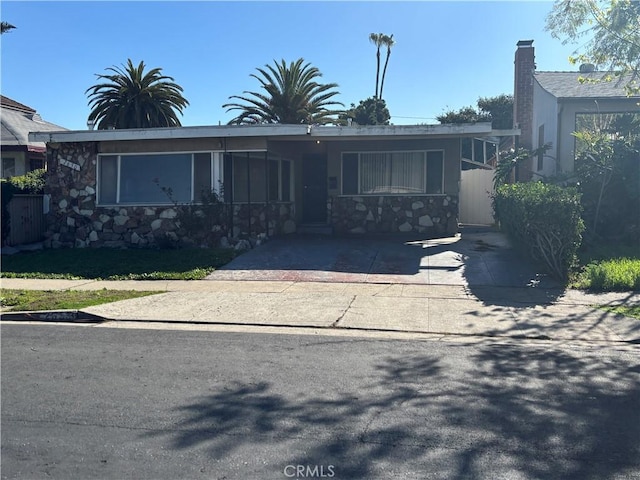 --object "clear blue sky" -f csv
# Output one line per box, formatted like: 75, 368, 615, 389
1, 1, 582, 130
